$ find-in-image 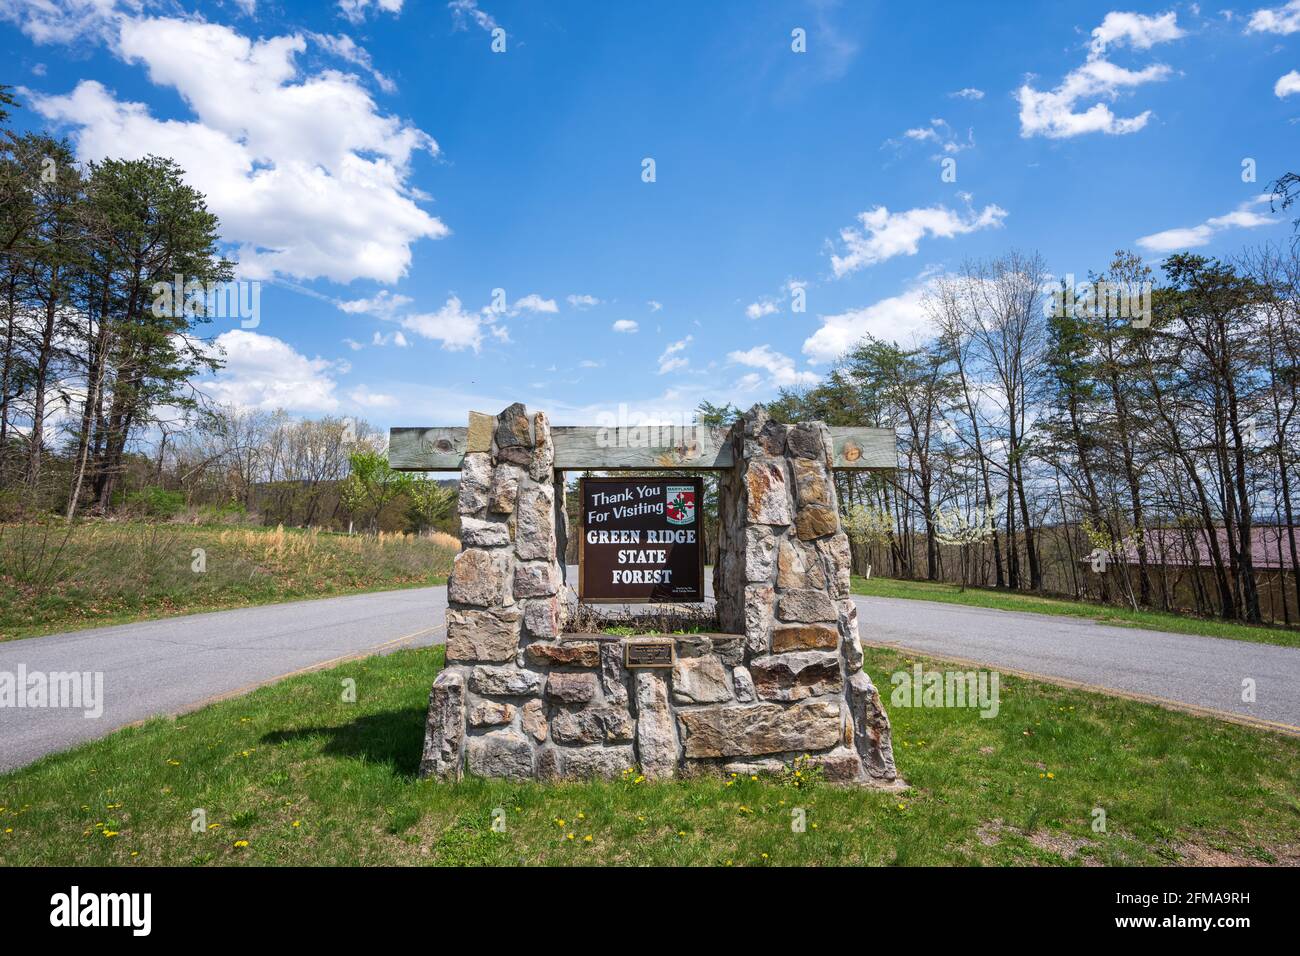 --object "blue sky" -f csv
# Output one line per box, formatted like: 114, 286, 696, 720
4, 0, 1299, 431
